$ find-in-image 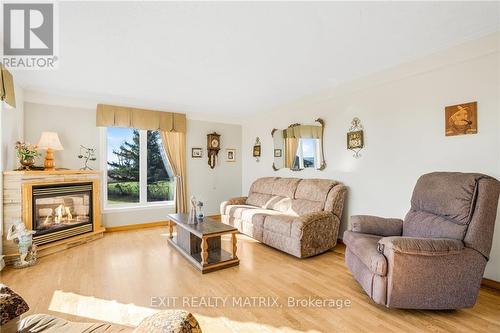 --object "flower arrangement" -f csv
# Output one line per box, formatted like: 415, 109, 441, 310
15, 141, 40, 169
